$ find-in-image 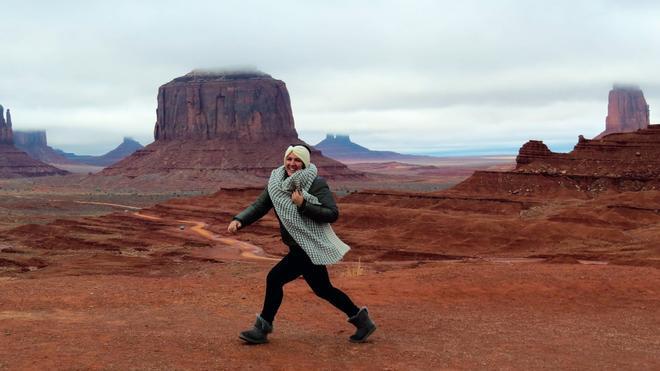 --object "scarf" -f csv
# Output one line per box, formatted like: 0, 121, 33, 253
267, 163, 350, 265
